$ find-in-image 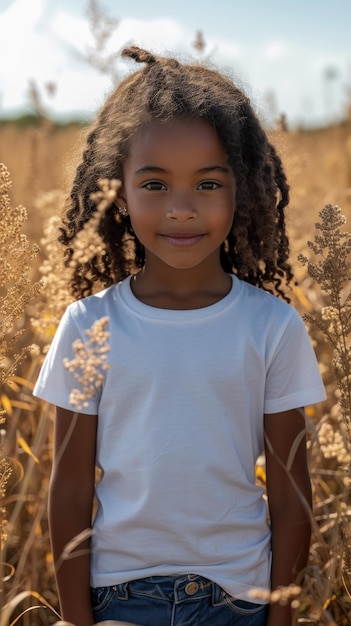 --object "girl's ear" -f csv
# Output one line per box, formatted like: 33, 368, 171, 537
114, 184, 128, 212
